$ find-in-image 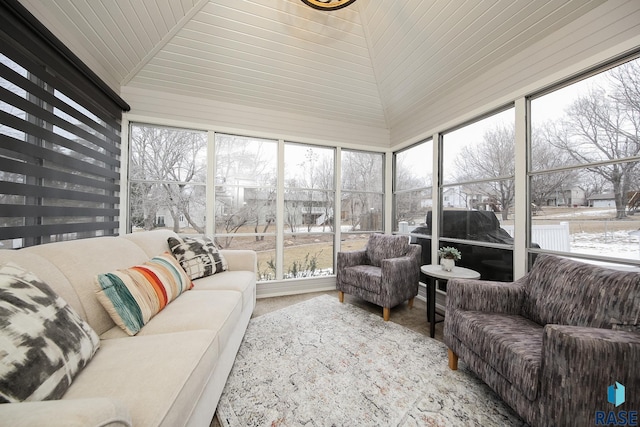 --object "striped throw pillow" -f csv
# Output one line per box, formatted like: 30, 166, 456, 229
95, 252, 193, 336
